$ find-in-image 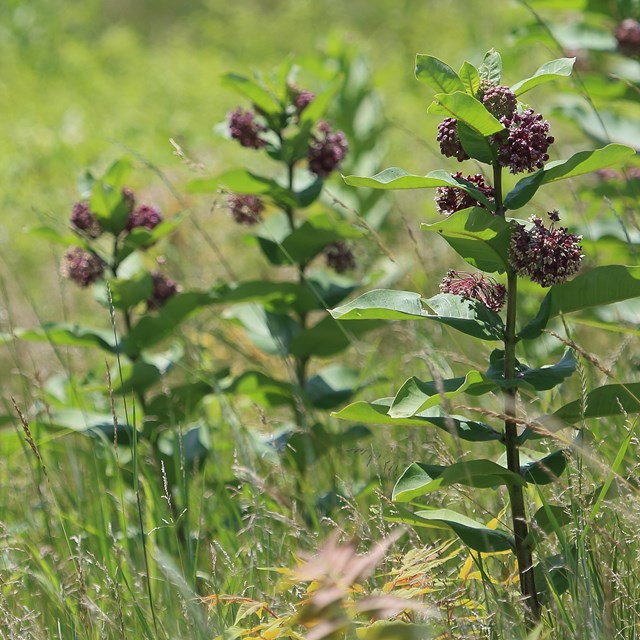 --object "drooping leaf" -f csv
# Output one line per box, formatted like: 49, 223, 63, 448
458, 61, 481, 96
389, 371, 496, 418
331, 289, 425, 320
421, 206, 512, 273
427, 92, 505, 137
389, 505, 514, 553
478, 49, 502, 84
521, 450, 568, 484
37, 409, 133, 445
3, 323, 118, 353
221, 72, 282, 115
510, 58, 575, 96
415, 55, 465, 94
28, 225, 81, 247
520, 266, 640, 339
331, 399, 502, 442
504, 144, 636, 210
305, 364, 361, 409
393, 460, 526, 502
